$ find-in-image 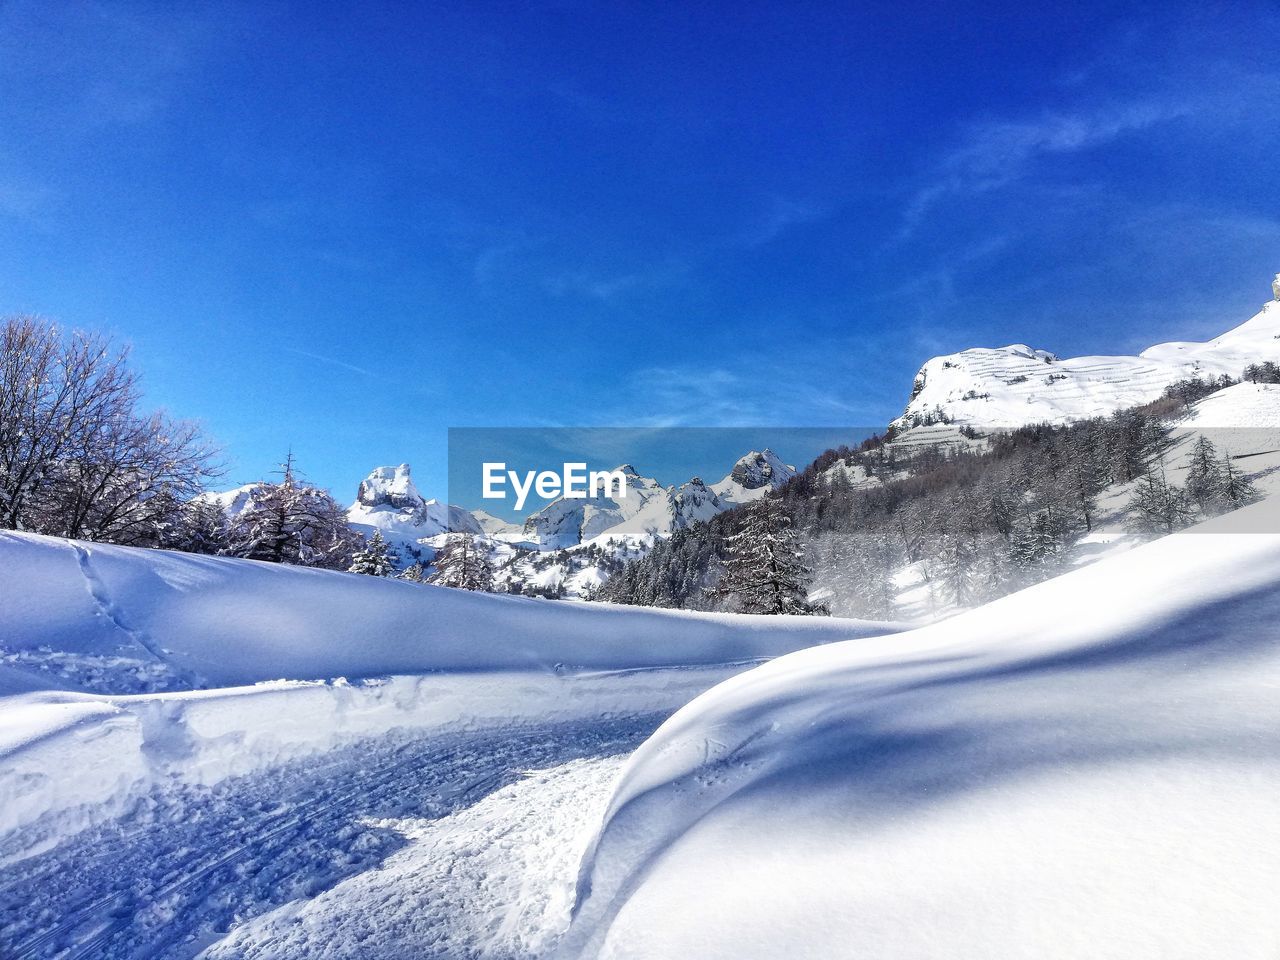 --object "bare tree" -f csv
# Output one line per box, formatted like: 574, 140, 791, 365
0, 315, 220, 543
